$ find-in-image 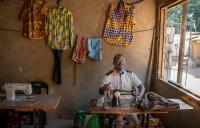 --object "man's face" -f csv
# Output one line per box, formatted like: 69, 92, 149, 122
113, 56, 127, 70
